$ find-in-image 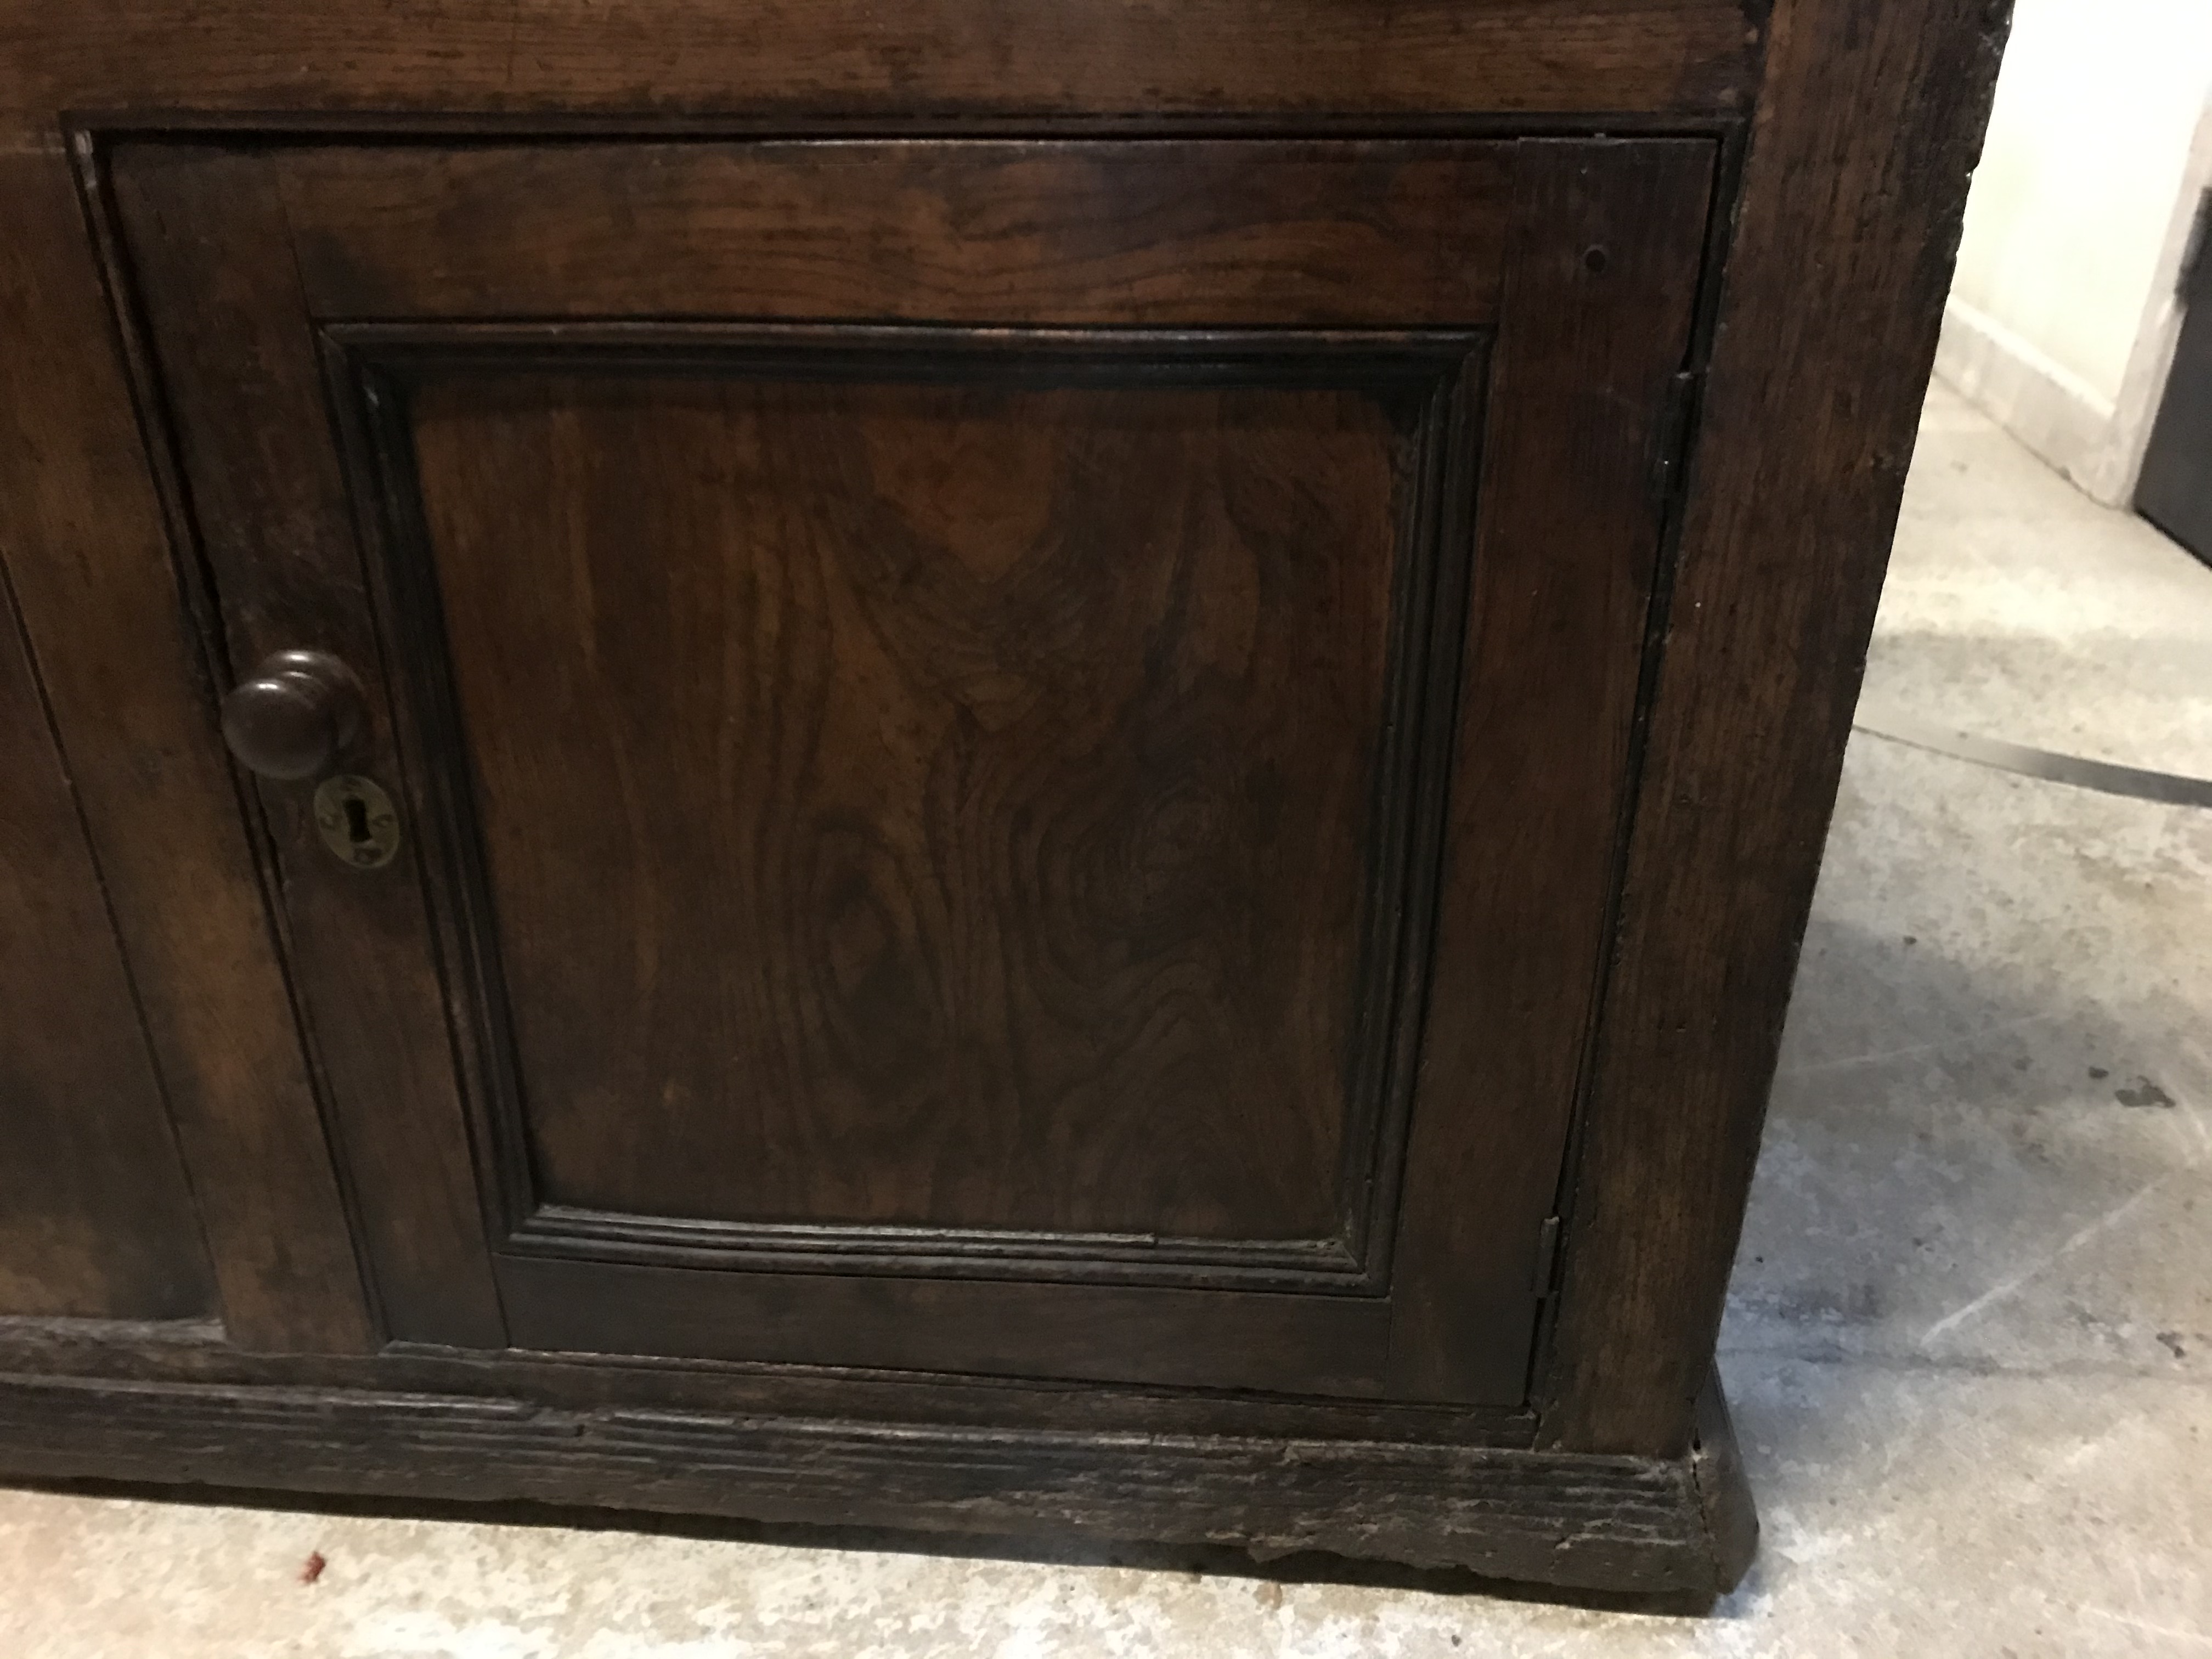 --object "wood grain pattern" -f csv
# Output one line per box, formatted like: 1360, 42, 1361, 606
0, 0, 2013, 1595
1538, 0, 2012, 1454
0, 1368, 1751, 1596
0, 1314, 1538, 1448
273, 142, 1516, 327
102, 134, 1717, 1404
1690, 1367, 1759, 1587
0, 565, 211, 1320
1, 0, 1758, 134
1388, 139, 1713, 1401
498, 1256, 1395, 1395
401, 358, 1415, 1249
0, 148, 373, 1353
108, 146, 508, 1351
